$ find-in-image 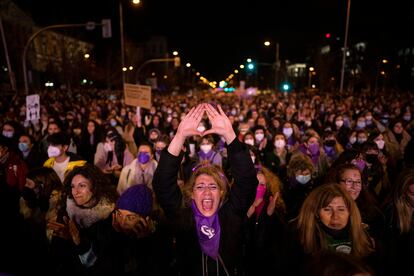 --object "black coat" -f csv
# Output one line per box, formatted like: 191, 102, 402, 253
153, 138, 258, 276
